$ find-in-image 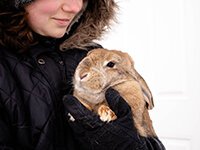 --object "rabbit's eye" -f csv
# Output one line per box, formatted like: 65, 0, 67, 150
106, 61, 115, 68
